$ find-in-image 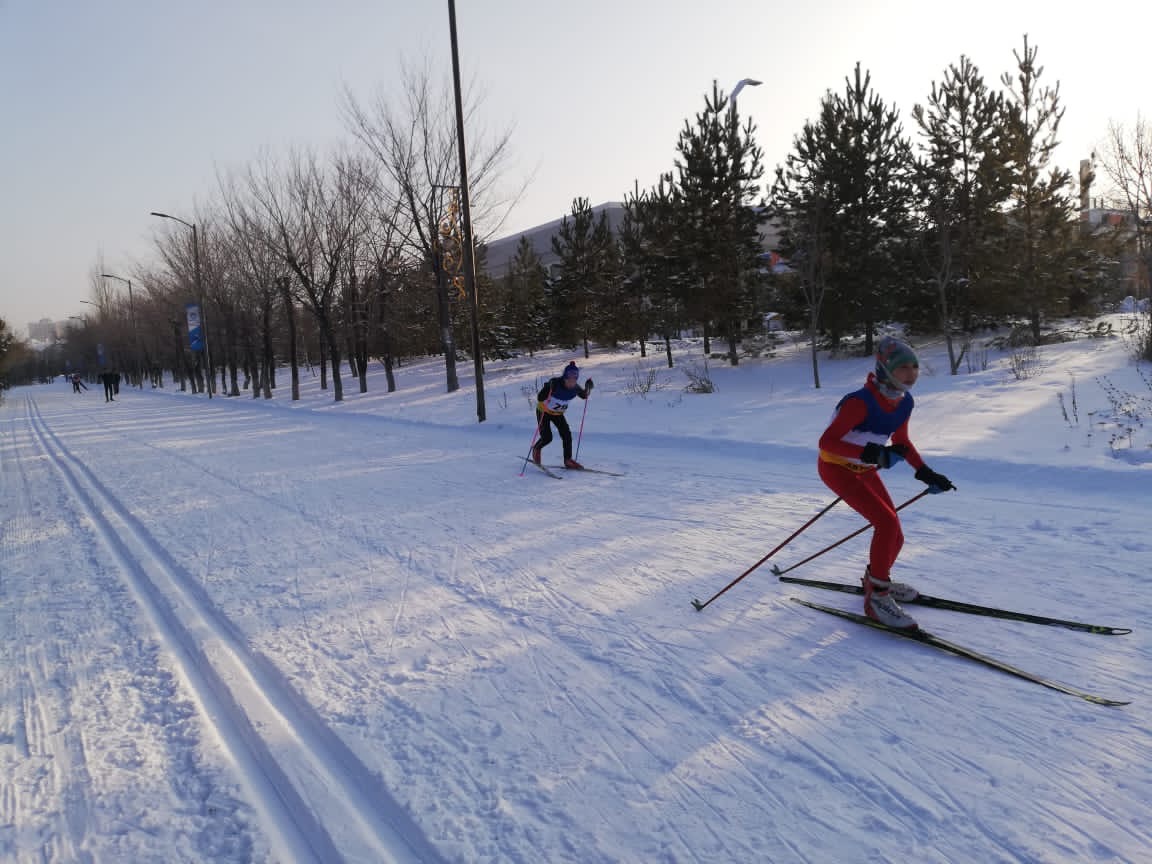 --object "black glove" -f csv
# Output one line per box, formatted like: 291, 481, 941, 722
915, 465, 955, 493
860, 442, 906, 469
584, 378, 594, 391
